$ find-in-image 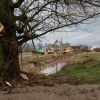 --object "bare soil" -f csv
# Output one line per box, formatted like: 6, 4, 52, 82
0, 52, 100, 100
0, 84, 100, 100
